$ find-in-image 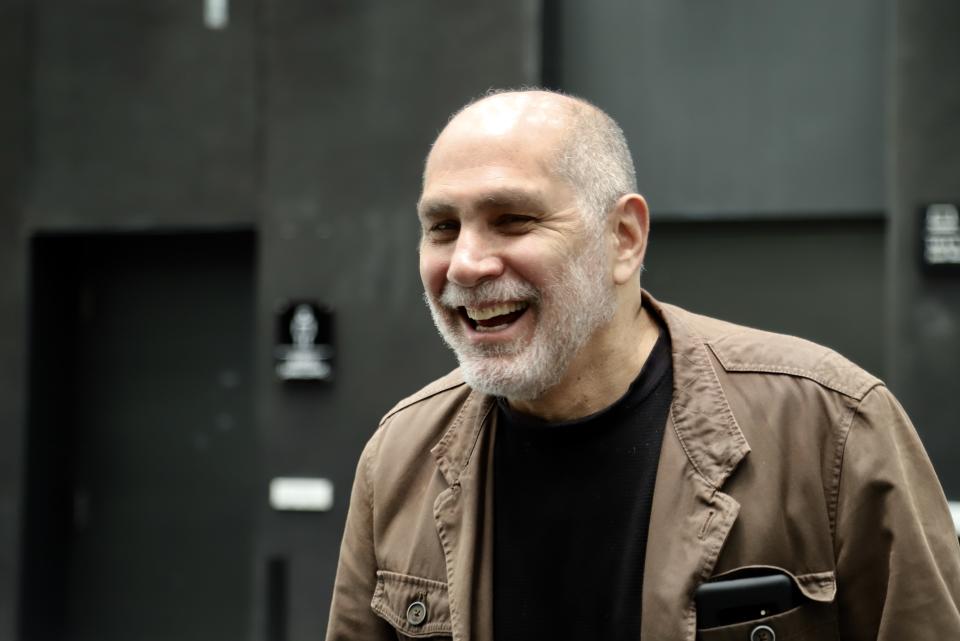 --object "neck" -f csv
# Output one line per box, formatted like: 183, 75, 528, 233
508, 298, 660, 422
